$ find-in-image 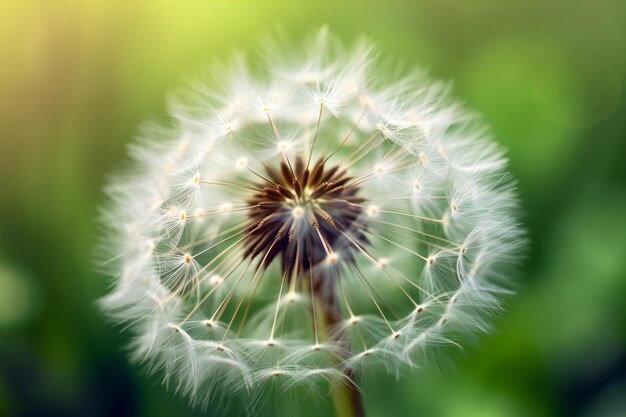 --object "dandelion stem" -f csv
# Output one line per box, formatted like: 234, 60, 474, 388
312, 275, 365, 417
332, 379, 365, 417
